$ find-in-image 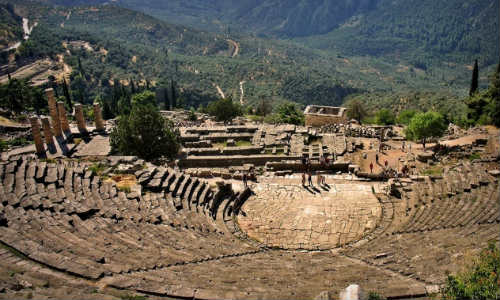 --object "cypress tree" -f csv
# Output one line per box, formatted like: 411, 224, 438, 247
163, 87, 171, 110
62, 78, 72, 110
469, 59, 479, 96
170, 80, 177, 109
130, 79, 136, 94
